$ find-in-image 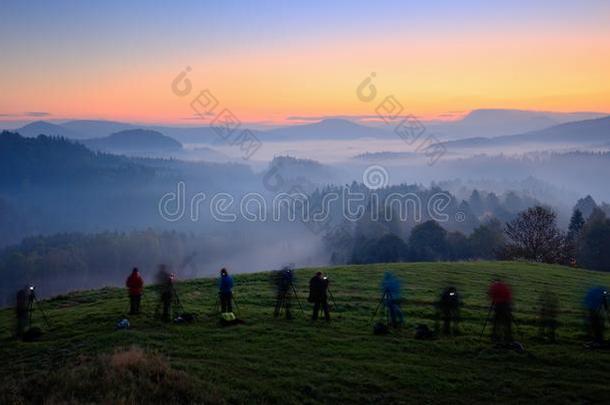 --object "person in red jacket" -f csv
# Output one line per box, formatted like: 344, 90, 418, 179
488, 279, 513, 343
126, 267, 144, 315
